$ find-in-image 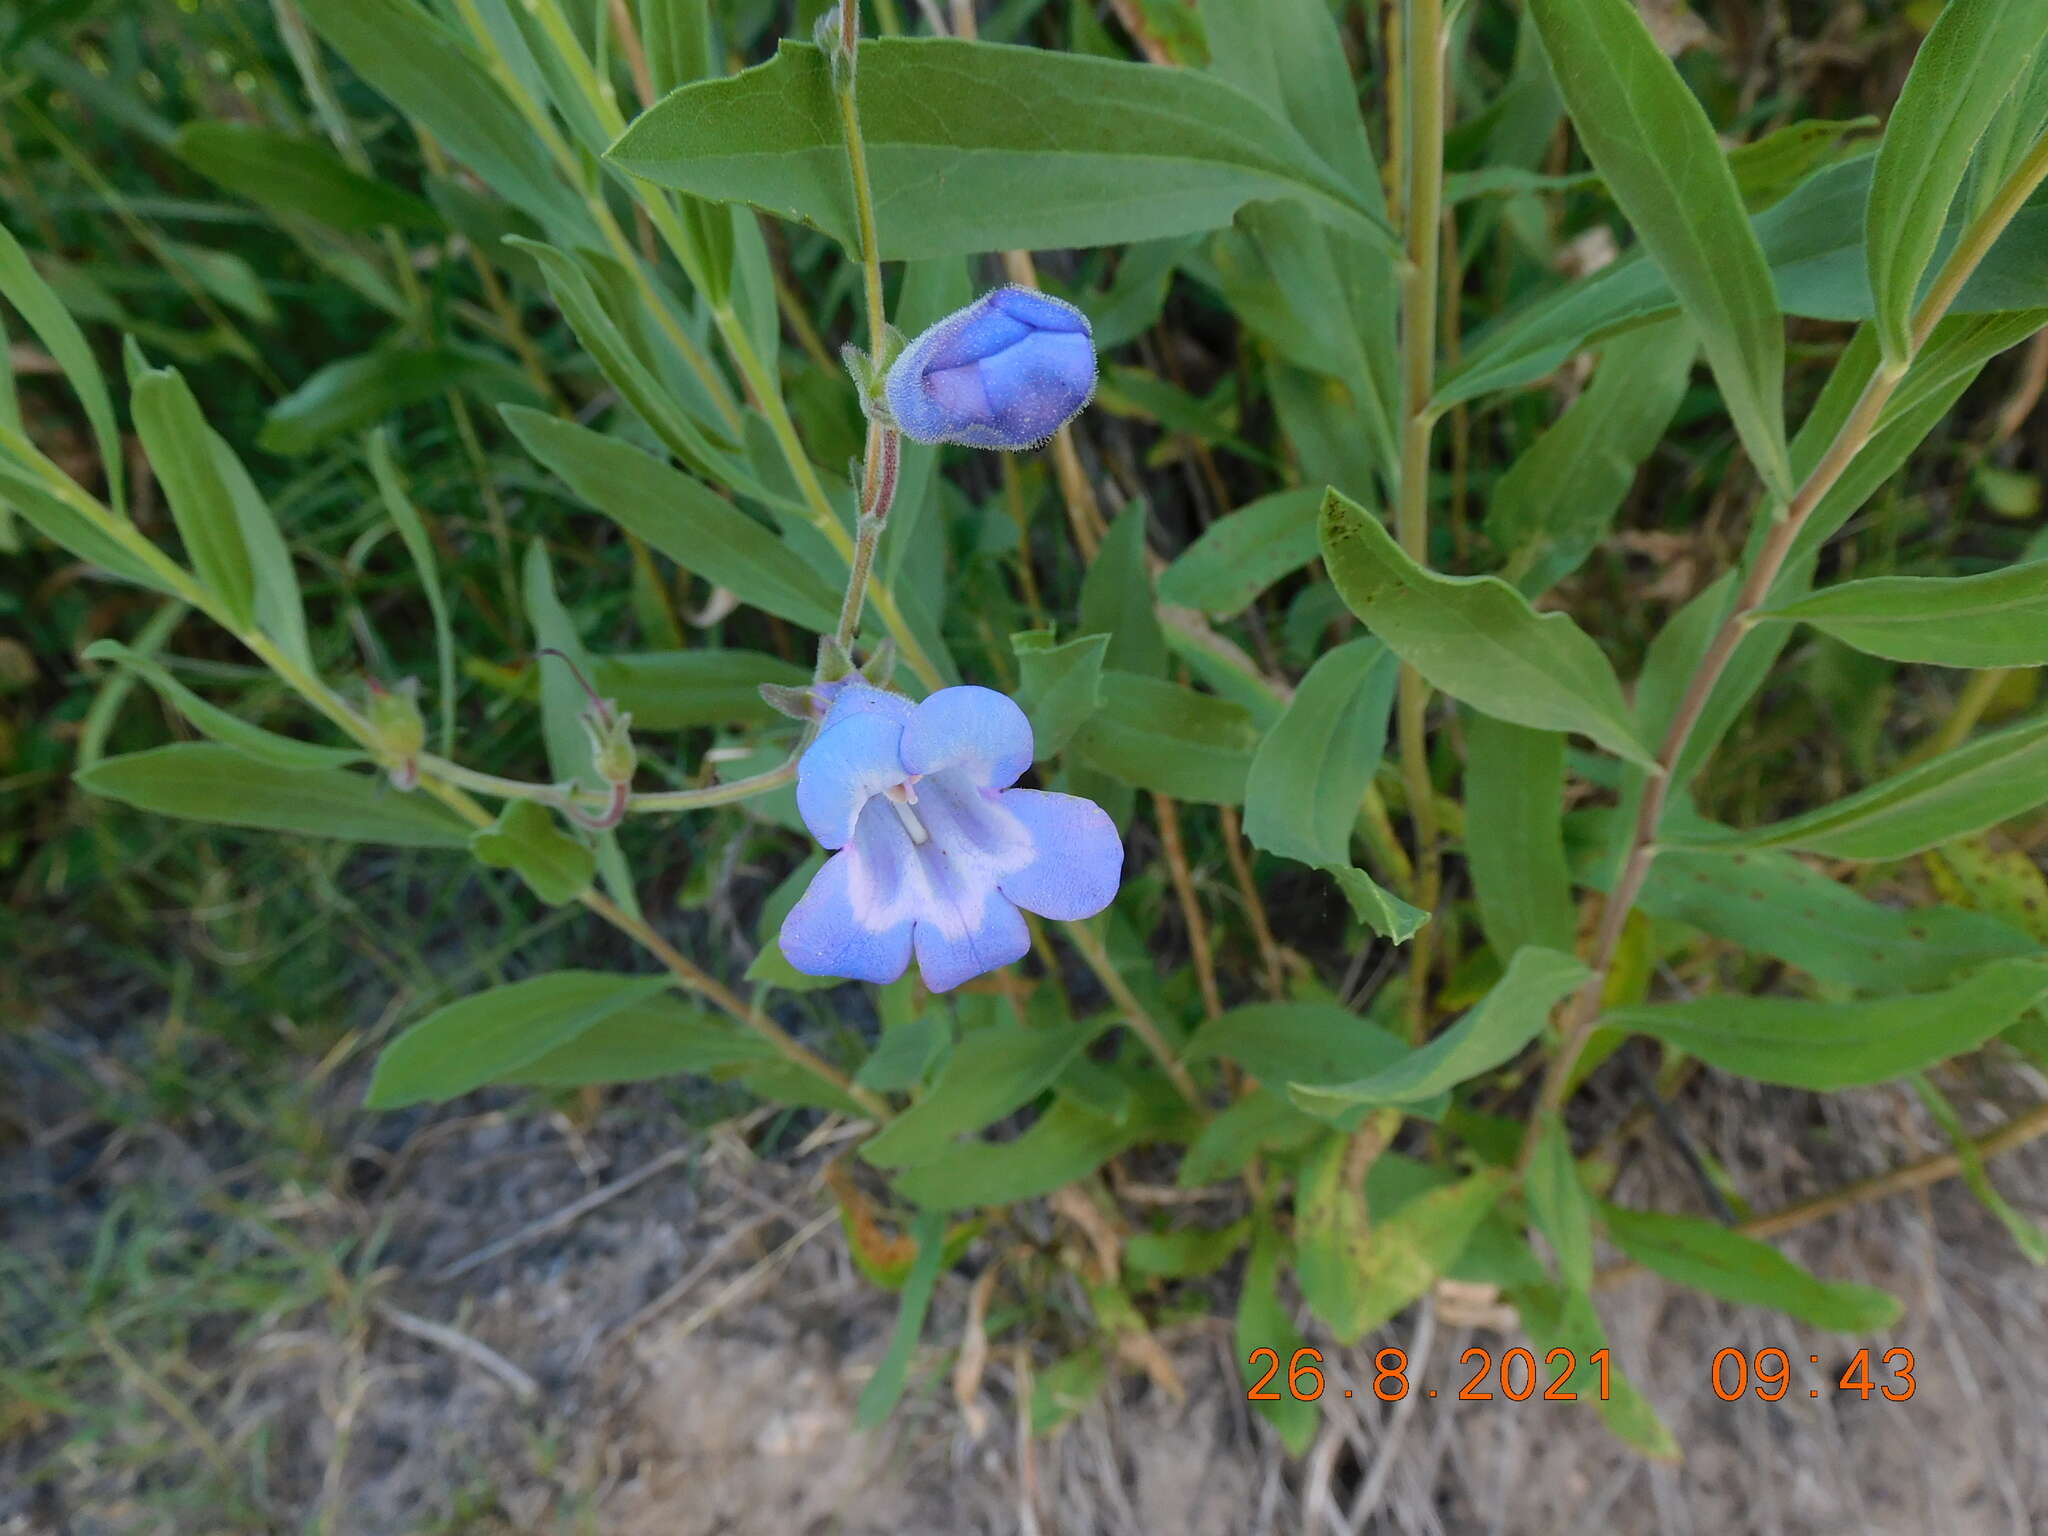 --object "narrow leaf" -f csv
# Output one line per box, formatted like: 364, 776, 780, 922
77, 743, 470, 847
1462, 713, 1576, 963
1865, 0, 2048, 364
1605, 956, 2048, 1088
1071, 672, 1257, 804
1243, 638, 1423, 940
1759, 560, 2048, 668
82, 640, 362, 772
1676, 713, 2048, 860
0, 222, 122, 509
176, 122, 441, 231
1529, 0, 1792, 499
366, 429, 457, 754
366, 972, 670, 1107
1289, 947, 1589, 1113
1320, 489, 1655, 767
130, 362, 255, 627
608, 38, 1392, 258
1526, 1113, 1594, 1294
1602, 1205, 1904, 1329
504, 407, 840, 633
1157, 487, 1323, 618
